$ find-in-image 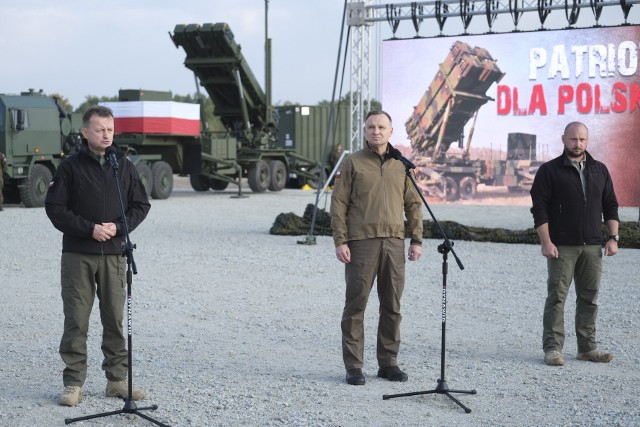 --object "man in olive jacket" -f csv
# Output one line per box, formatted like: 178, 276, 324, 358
45, 105, 151, 406
330, 110, 423, 386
